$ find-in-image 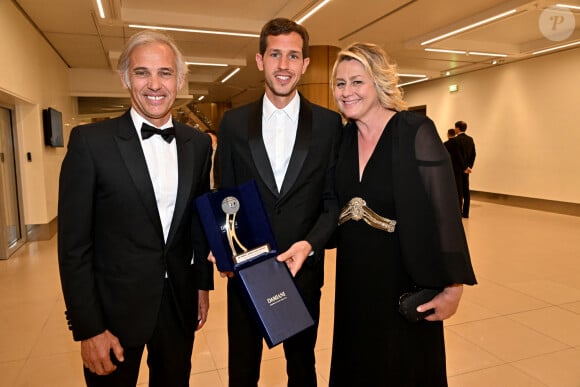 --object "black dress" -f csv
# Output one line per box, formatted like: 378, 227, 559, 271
329, 112, 476, 386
